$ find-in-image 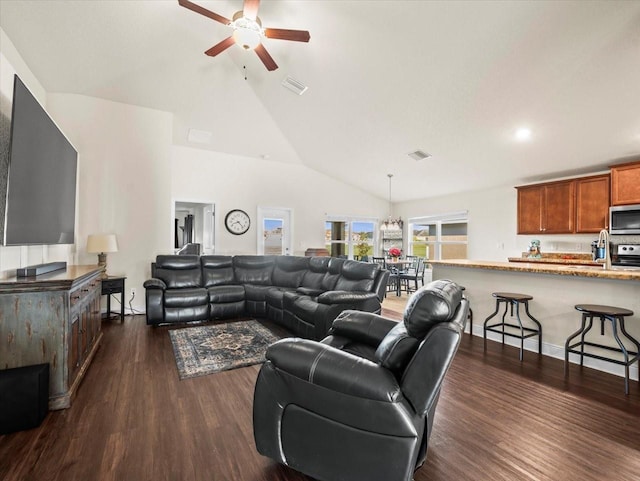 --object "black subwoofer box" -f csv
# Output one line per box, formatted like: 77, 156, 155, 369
0, 363, 49, 435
